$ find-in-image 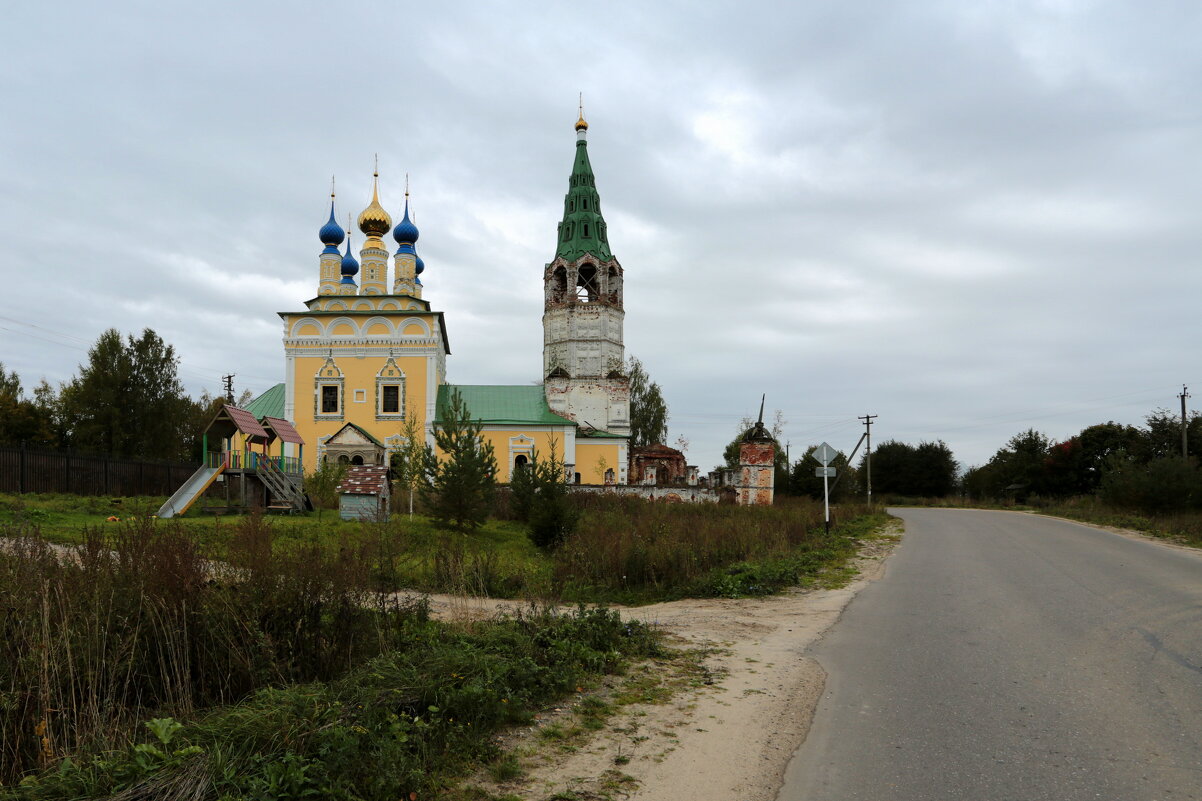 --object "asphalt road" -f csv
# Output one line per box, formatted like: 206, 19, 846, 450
777, 508, 1202, 801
